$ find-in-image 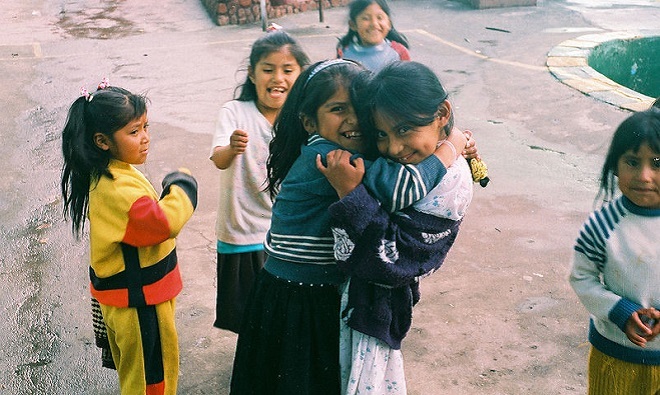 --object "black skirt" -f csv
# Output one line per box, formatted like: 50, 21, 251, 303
230, 270, 341, 395
214, 251, 265, 333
